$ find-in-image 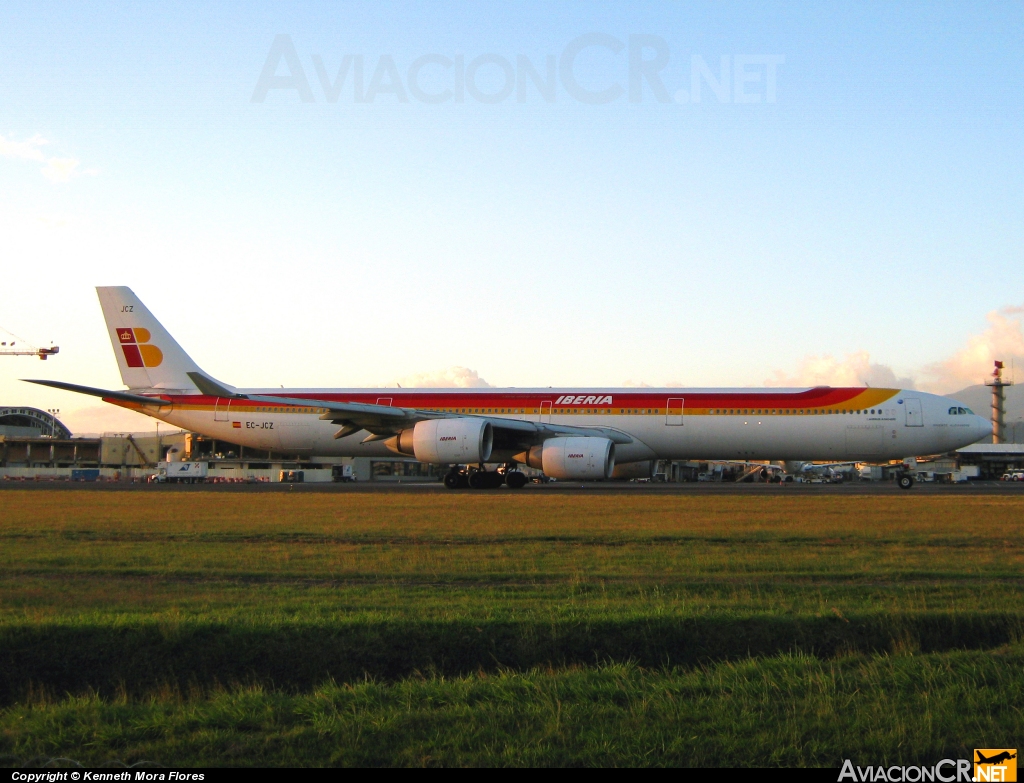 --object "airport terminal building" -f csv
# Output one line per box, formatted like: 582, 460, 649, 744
0, 406, 440, 483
